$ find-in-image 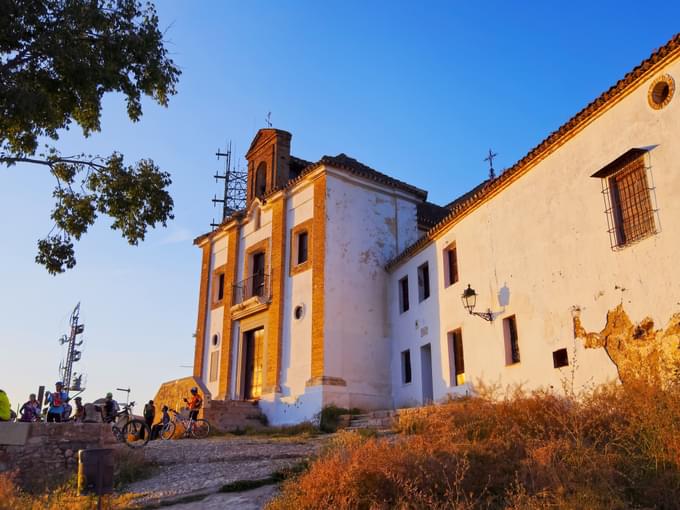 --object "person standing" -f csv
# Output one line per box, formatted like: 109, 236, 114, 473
101, 392, 120, 423
72, 396, 85, 422
183, 387, 203, 421
143, 400, 155, 440
143, 400, 155, 429
0, 389, 11, 422
19, 394, 41, 422
46, 382, 69, 423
